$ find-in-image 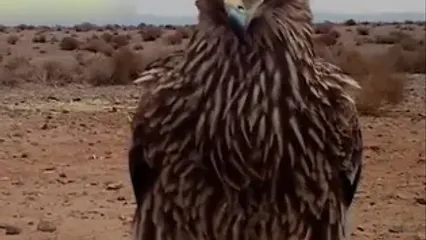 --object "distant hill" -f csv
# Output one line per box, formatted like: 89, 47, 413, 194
0, 11, 424, 26
123, 12, 426, 25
